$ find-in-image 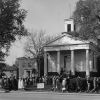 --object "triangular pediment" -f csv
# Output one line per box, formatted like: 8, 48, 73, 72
46, 34, 89, 46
